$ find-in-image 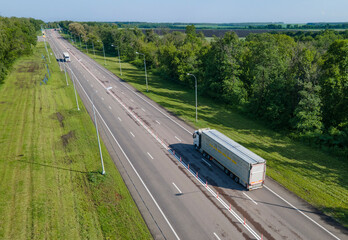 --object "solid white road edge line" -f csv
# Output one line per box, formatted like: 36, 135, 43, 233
62, 63, 181, 240
243, 192, 258, 205
56, 31, 340, 240
264, 185, 340, 240
172, 182, 182, 194
74, 48, 192, 134
54, 35, 260, 240
74, 37, 341, 240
